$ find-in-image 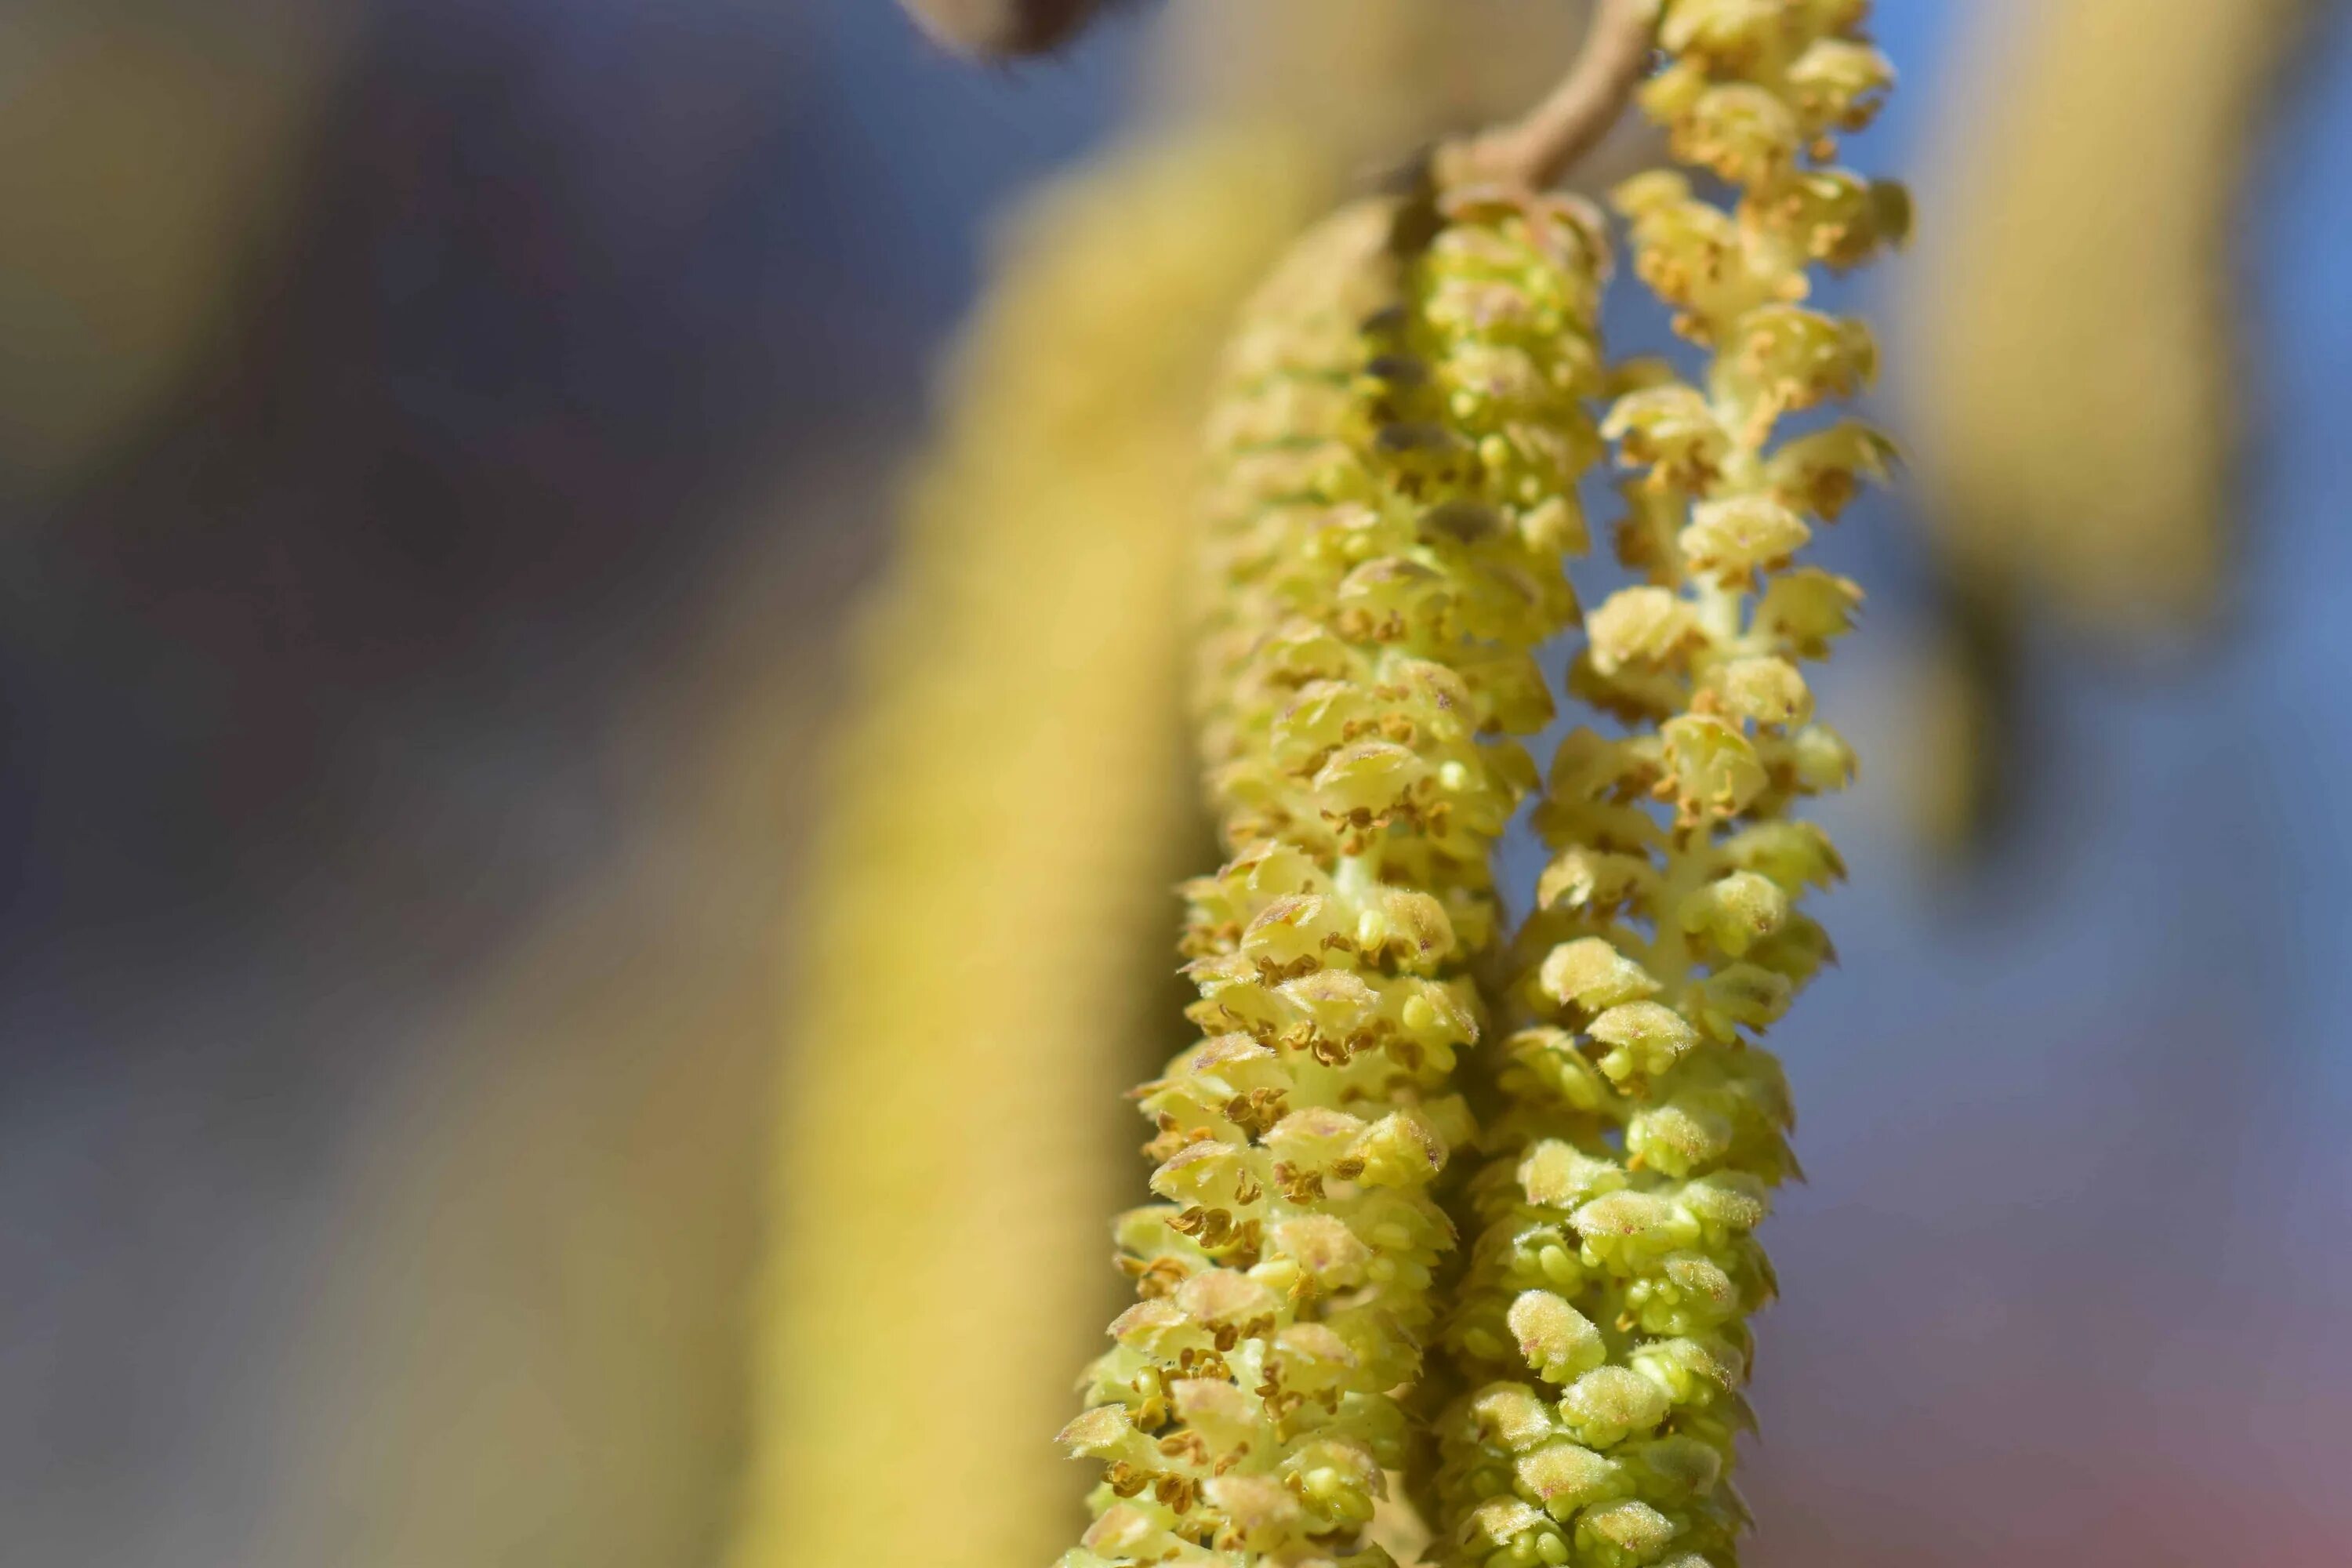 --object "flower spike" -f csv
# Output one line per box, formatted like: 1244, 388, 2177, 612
1059, 180, 1612, 1568
1429, 5, 1904, 1566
